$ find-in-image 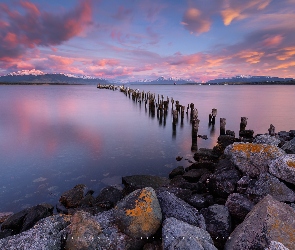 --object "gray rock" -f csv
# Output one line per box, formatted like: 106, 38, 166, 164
224, 195, 295, 250
122, 175, 169, 193
225, 193, 254, 220
157, 190, 206, 229
253, 134, 280, 146
182, 168, 210, 182
114, 187, 162, 238
224, 142, 285, 177
269, 154, 295, 185
59, 184, 87, 208
95, 186, 124, 209
236, 176, 251, 194
1, 203, 53, 234
0, 215, 69, 250
194, 148, 219, 162
265, 241, 290, 250
201, 204, 231, 249
187, 194, 211, 210
157, 187, 193, 202
162, 217, 217, 250
246, 173, 295, 203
